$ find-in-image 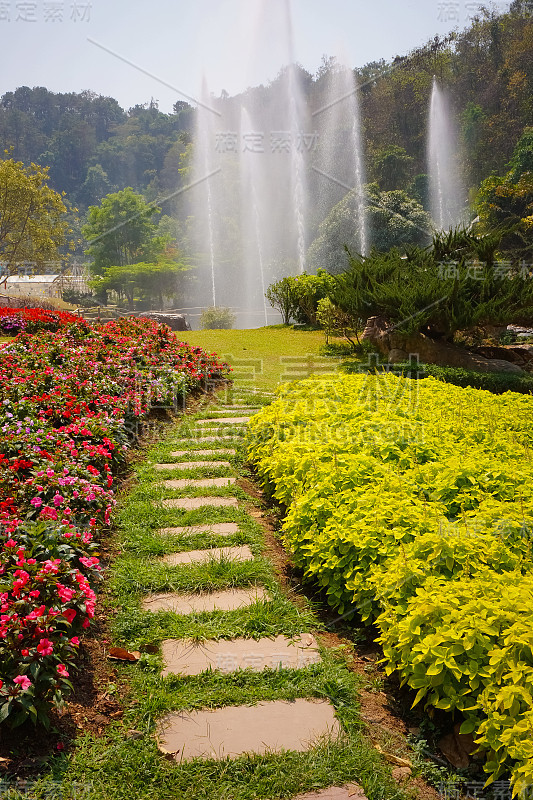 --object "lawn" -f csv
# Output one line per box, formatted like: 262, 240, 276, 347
177, 325, 345, 393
